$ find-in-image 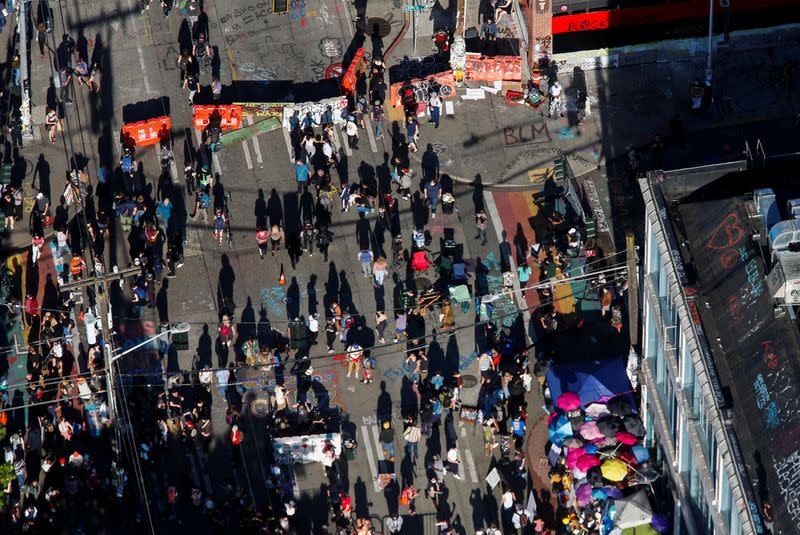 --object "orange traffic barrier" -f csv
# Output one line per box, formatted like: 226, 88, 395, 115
193, 105, 243, 131
342, 48, 365, 95
121, 116, 171, 147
